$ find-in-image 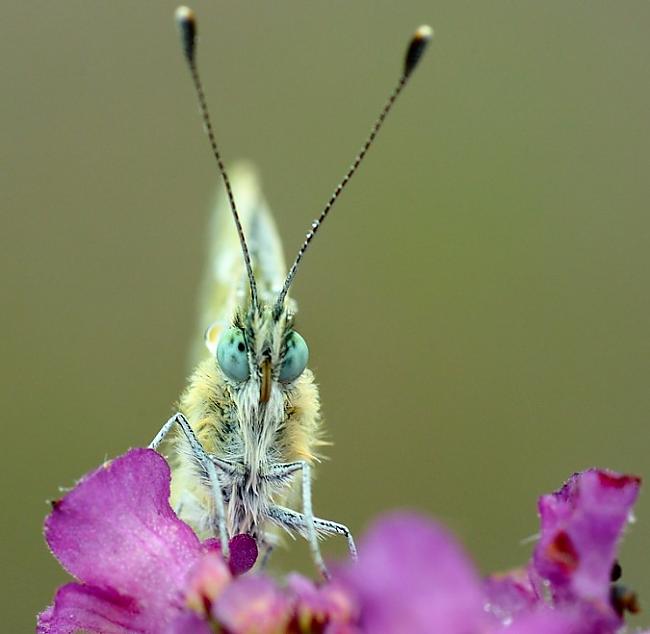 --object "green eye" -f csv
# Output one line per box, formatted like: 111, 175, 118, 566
279, 331, 309, 383
216, 327, 250, 382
